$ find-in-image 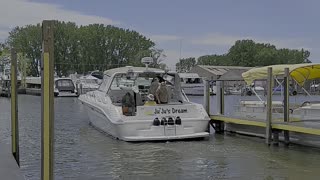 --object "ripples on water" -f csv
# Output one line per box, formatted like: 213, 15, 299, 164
0, 95, 320, 180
